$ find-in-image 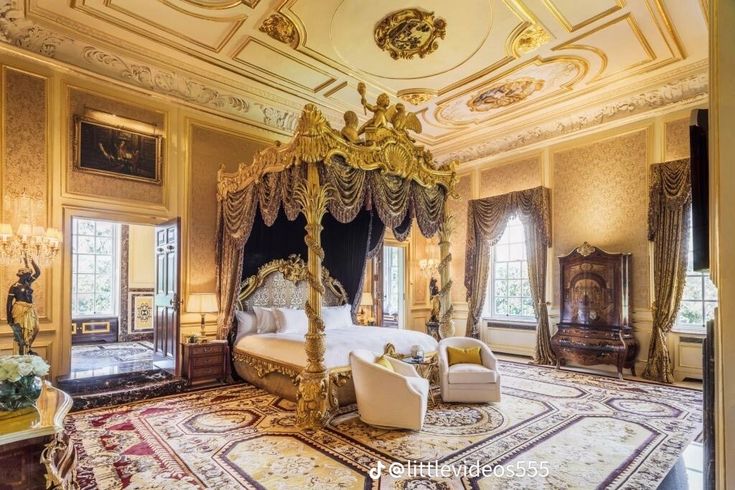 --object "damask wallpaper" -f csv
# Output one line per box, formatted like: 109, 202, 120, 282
552, 130, 650, 310
66, 88, 165, 205
664, 118, 690, 161
446, 174, 472, 304
1, 69, 48, 320
188, 124, 267, 293
479, 156, 542, 198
